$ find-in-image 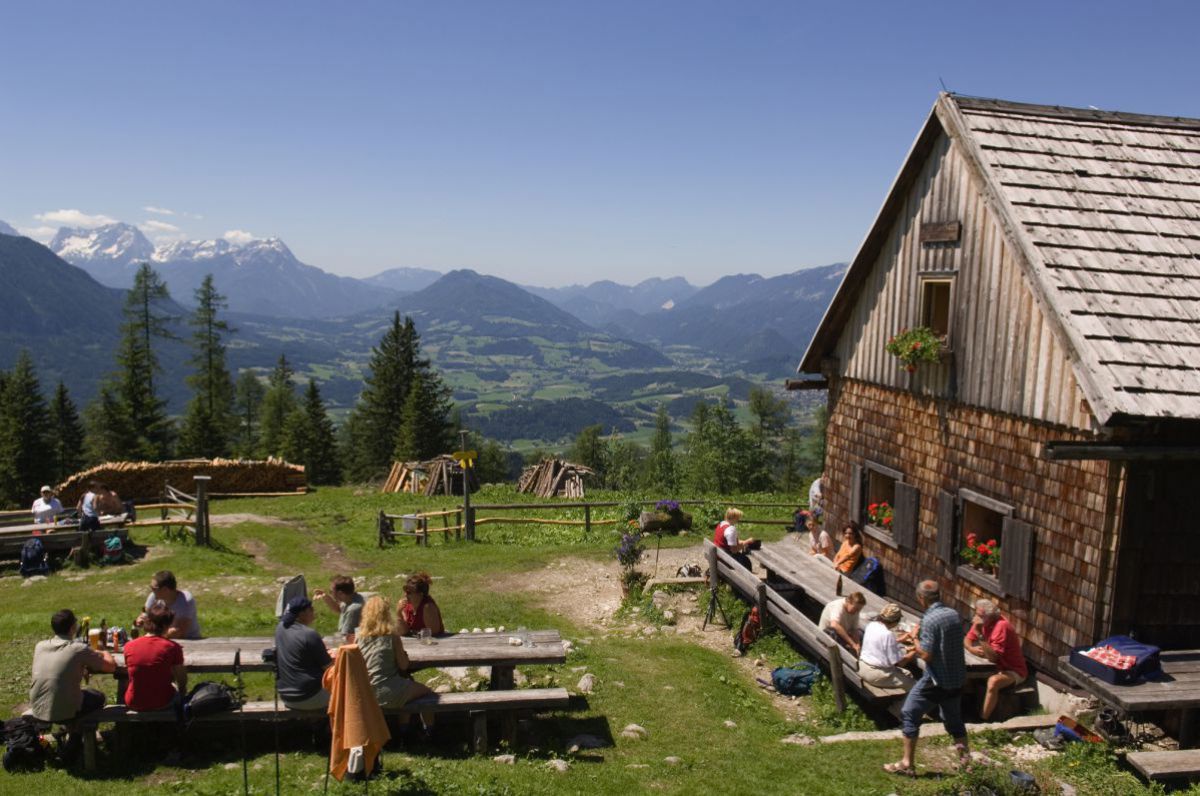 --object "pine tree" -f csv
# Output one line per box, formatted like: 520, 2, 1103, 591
648, 404, 677, 491
83, 386, 142, 463
570, 424, 609, 483
179, 275, 236, 457
282, 379, 342, 485
0, 351, 54, 507
259, 355, 297, 457
48, 382, 85, 483
747, 386, 791, 490
233, 370, 266, 456
392, 370, 455, 462
117, 262, 177, 459
681, 399, 755, 494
